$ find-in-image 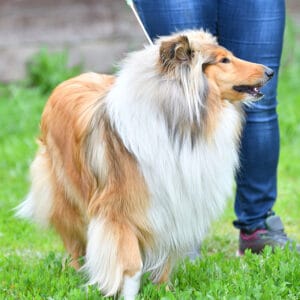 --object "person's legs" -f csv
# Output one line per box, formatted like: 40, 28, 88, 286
133, 0, 217, 39
217, 0, 285, 232
133, 0, 299, 254
216, 0, 300, 254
